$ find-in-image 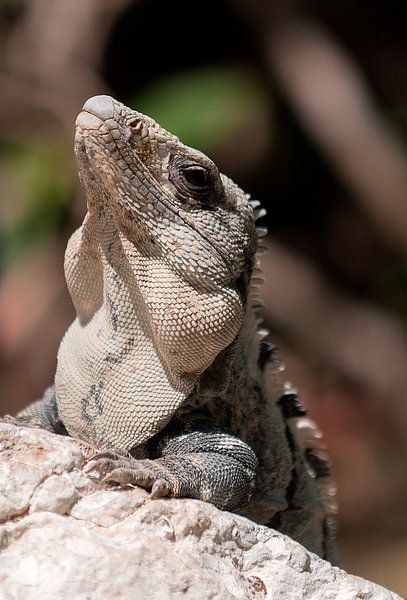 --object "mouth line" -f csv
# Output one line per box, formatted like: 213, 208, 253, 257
75, 108, 108, 134
82, 108, 104, 120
